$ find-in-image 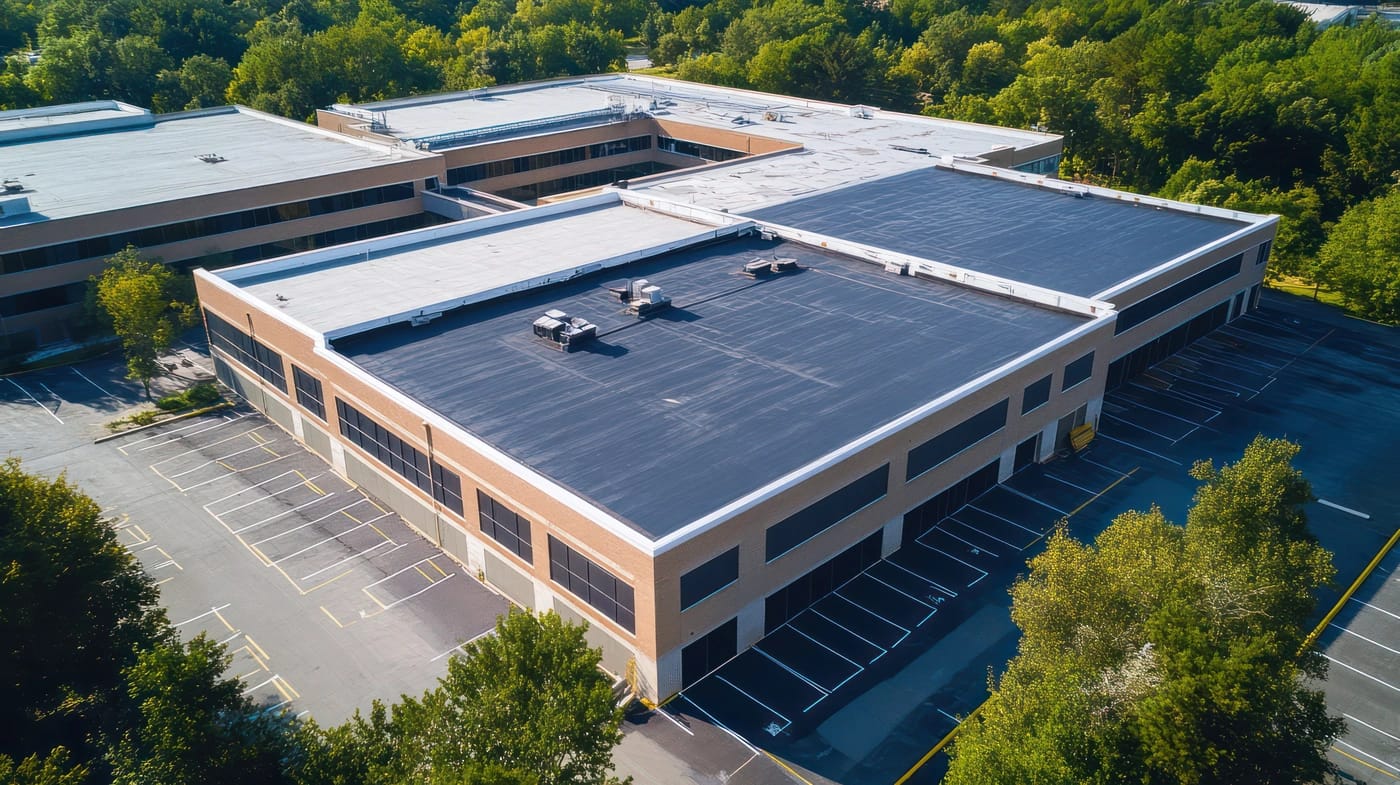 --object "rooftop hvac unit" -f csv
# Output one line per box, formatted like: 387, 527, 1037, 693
2, 179, 23, 193
610, 279, 672, 316
884, 260, 909, 276
532, 309, 597, 351
741, 257, 802, 278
